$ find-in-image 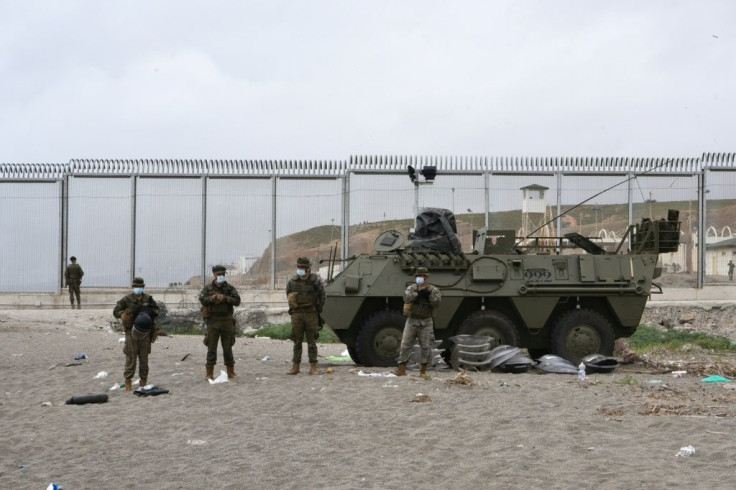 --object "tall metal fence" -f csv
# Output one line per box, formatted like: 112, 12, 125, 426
1, 154, 735, 293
